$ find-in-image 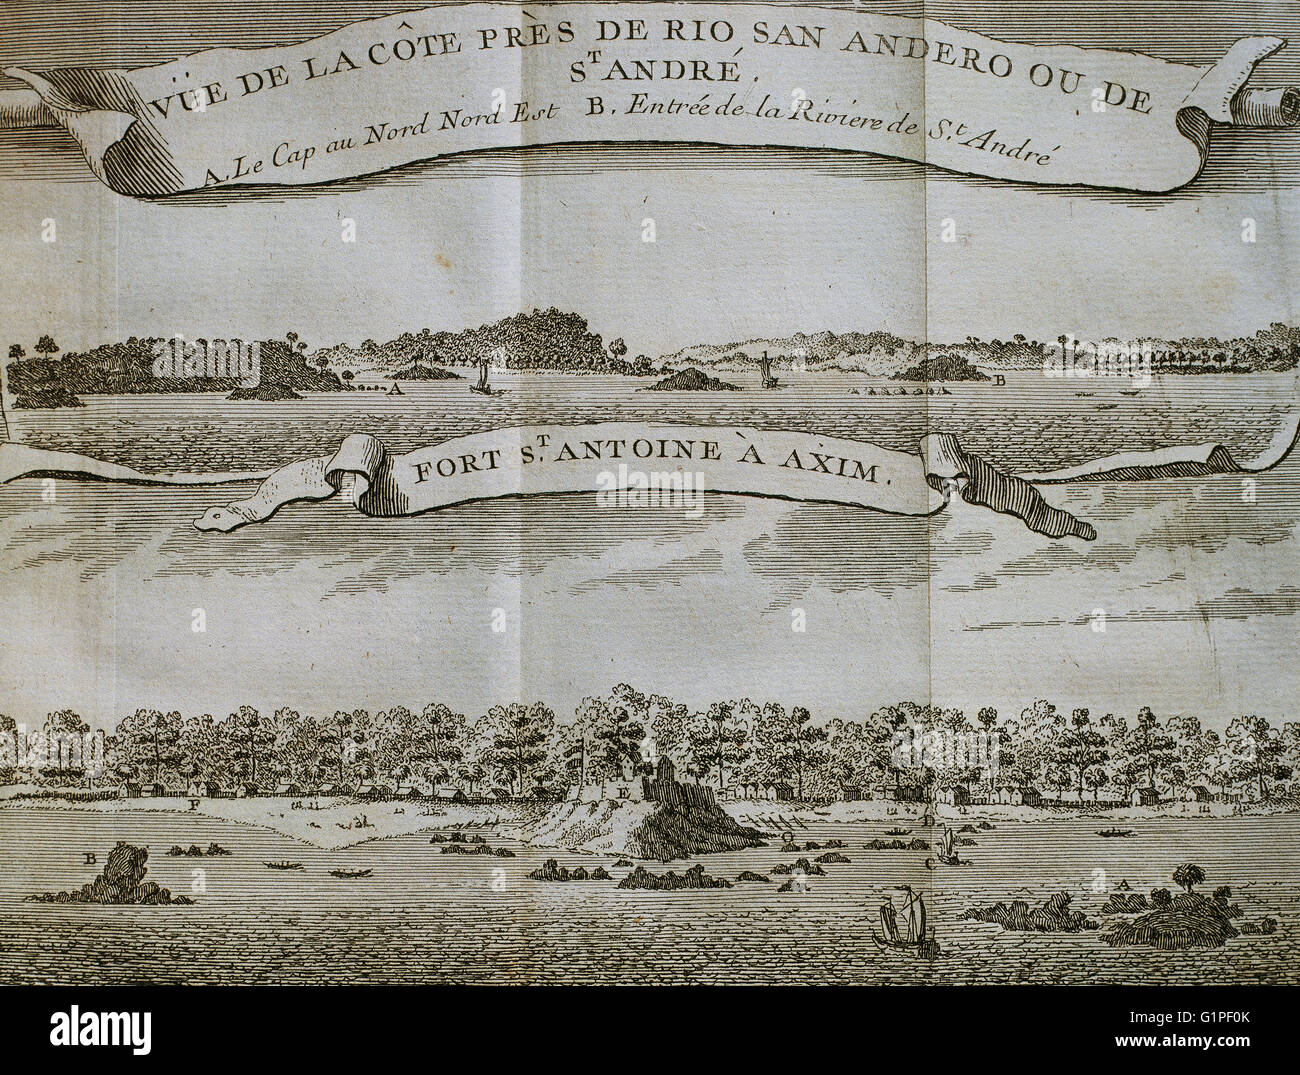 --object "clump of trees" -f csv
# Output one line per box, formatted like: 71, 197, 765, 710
1, 690, 1295, 803
4, 328, 343, 408
309, 309, 651, 376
